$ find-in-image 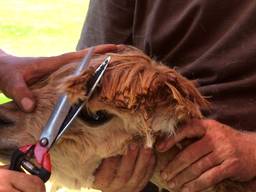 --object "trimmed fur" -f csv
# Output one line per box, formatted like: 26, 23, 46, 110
60, 47, 208, 147
0, 46, 250, 192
